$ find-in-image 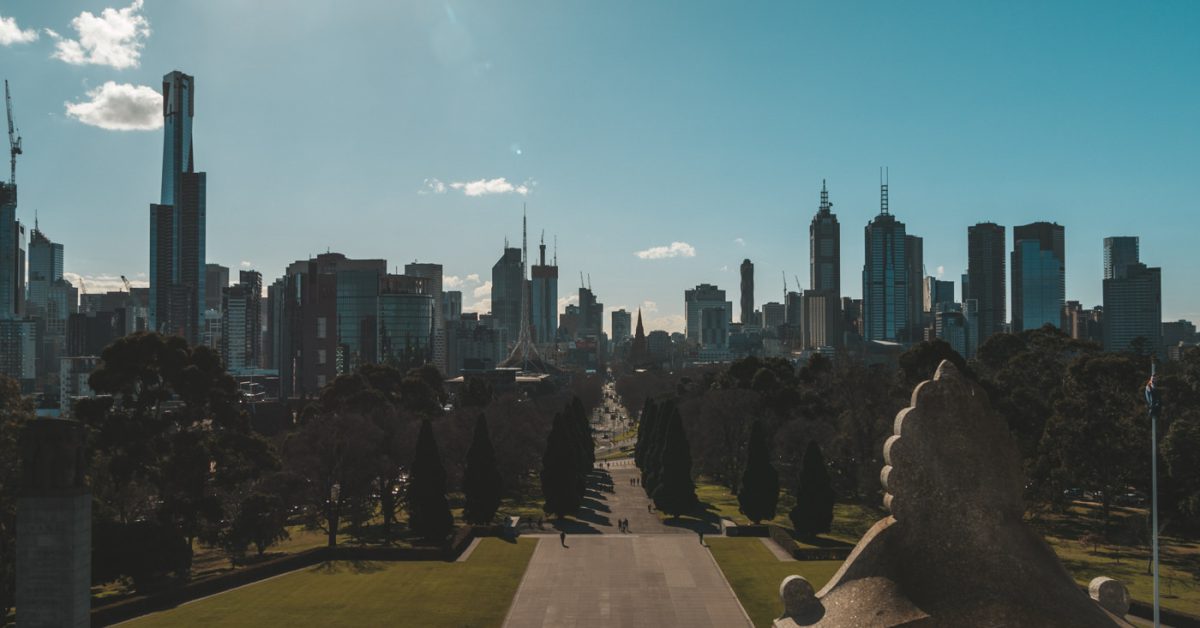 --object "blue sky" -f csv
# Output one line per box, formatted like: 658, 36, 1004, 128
2, 1, 1198, 333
